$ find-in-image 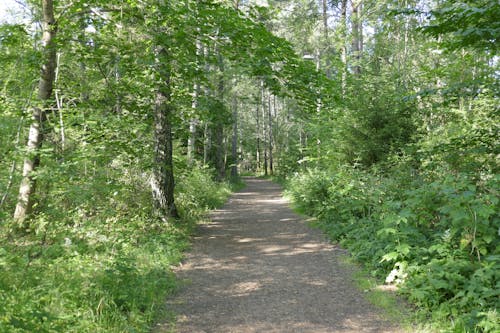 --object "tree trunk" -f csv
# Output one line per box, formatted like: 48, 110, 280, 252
203, 122, 211, 165
14, 0, 57, 223
214, 122, 225, 180
256, 104, 261, 171
340, 0, 348, 96
359, 2, 364, 55
322, 0, 331, 78
187, 80, 198, 167
351, 0, 362, 75
215, 52, 226, 181
261, 81, 268, 176
151, 46, 178, 219
188, 37, 202, 166
202, 45, 211, 167
231, 95, 238, 178
268, 93, 273, 176
187, 117, 197, 166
